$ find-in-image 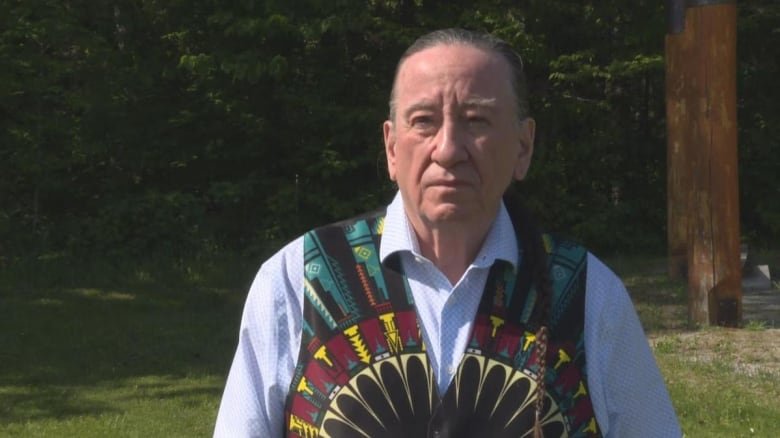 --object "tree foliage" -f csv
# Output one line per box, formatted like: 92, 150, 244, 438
738, 1, 780, 242
1, 1, 777, 259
